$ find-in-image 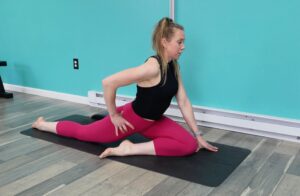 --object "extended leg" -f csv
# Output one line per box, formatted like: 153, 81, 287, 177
32, 117, 57, 133
32, 103, 156, 158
